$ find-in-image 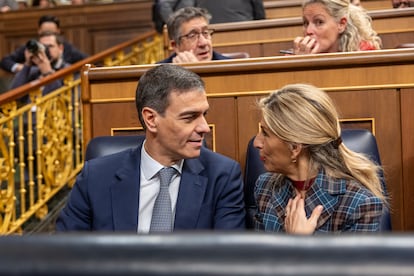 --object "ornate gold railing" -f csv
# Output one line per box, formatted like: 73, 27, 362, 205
0, 30, 163, 234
